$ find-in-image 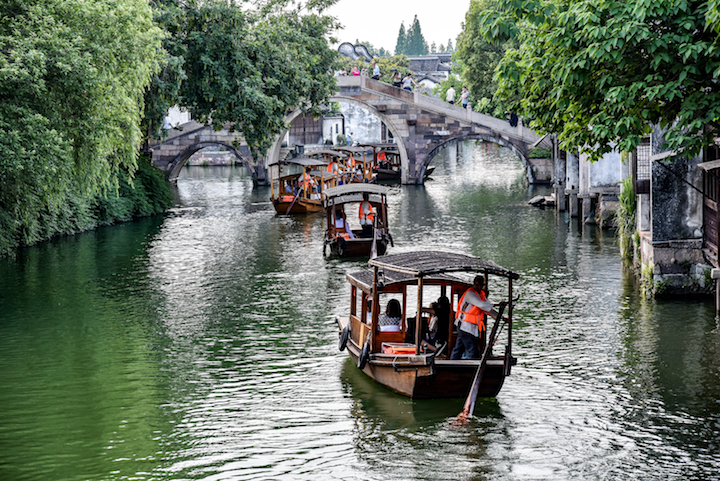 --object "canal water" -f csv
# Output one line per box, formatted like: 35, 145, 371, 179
1, 142, 719, 481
